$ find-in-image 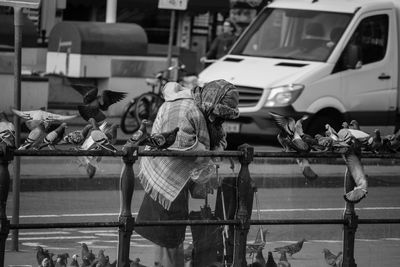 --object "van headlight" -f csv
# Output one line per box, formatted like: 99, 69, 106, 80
265, 84, 304, 107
